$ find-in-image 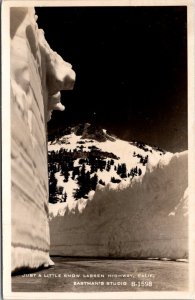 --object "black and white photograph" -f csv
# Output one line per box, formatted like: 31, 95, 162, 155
2, 0, 195, 299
